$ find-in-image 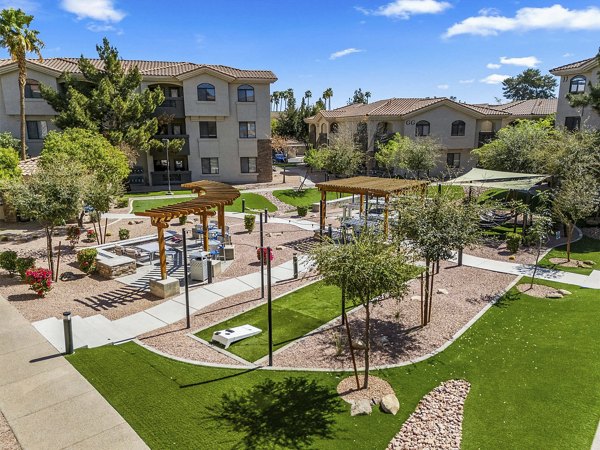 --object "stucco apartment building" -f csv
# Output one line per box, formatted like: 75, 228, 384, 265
305, 97, 556, 176
550, 55, 600, 130
0, 58, 277, 187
